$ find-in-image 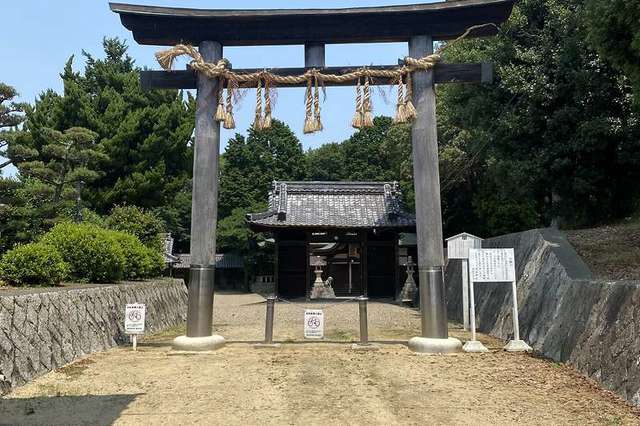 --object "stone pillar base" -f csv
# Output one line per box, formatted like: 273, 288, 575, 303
172, 335, 225, 352
408, 337, 462, 354
463, 340, 490, 353
504, 339, 532, 352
